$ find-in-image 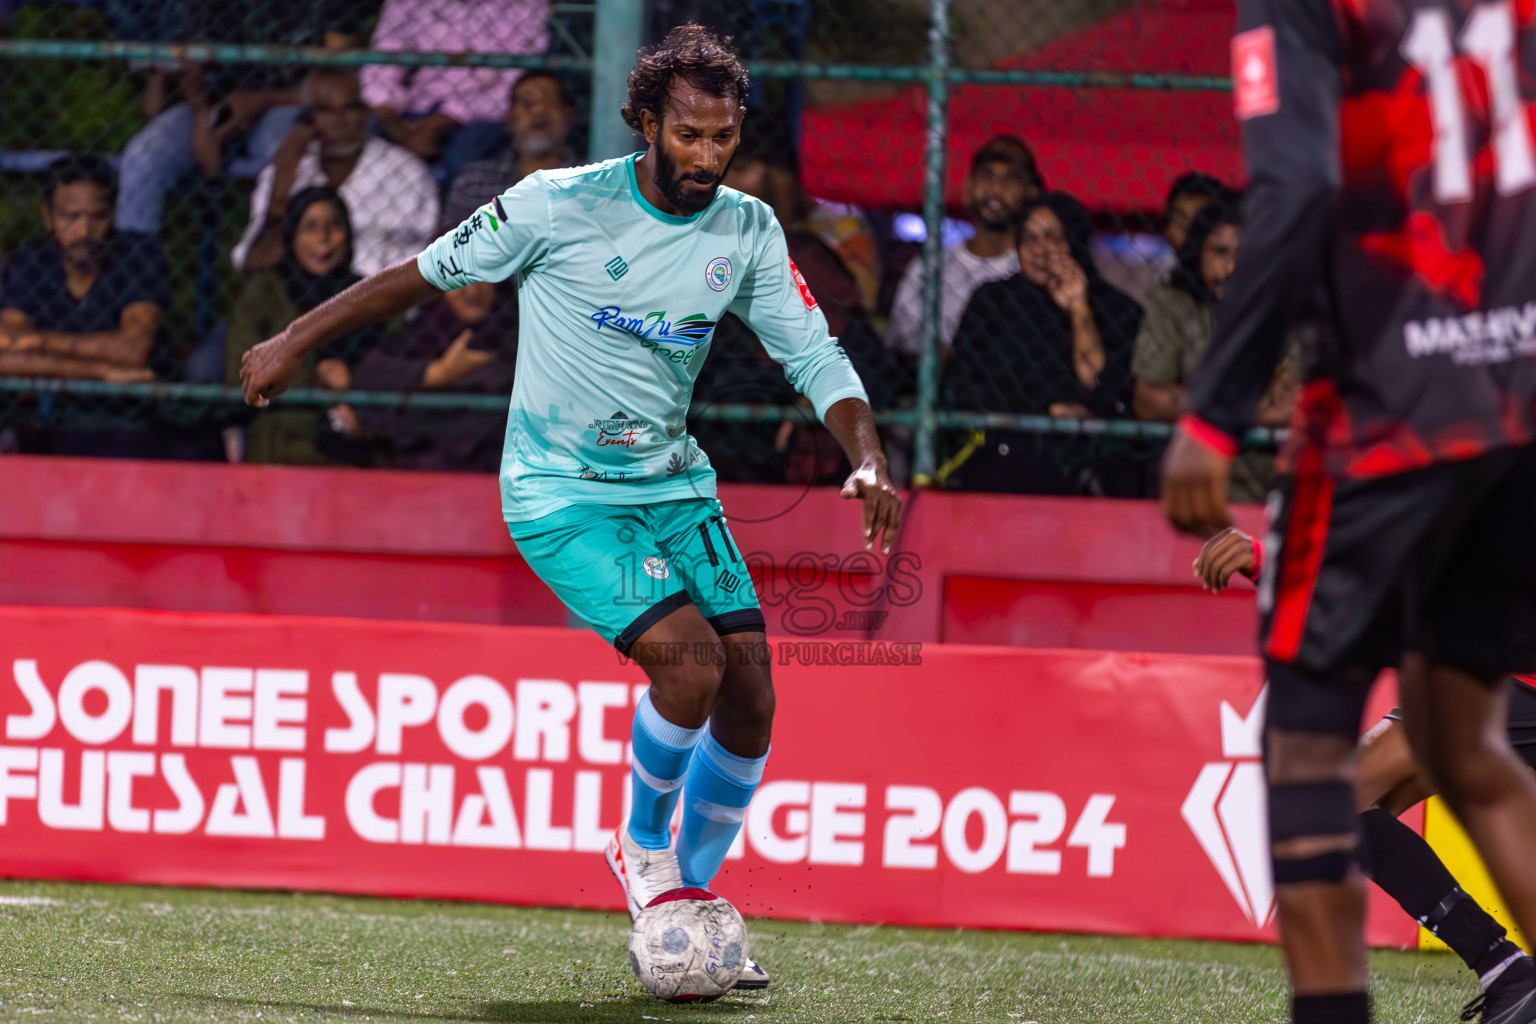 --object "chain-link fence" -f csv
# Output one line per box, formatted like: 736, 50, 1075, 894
0, 0, 1282, 497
